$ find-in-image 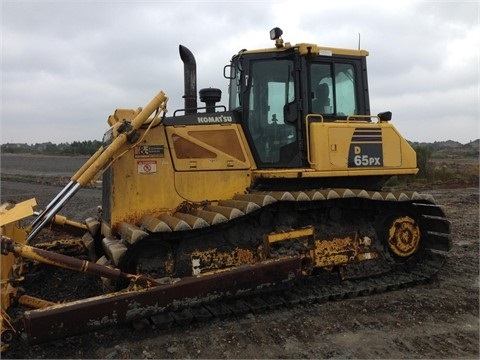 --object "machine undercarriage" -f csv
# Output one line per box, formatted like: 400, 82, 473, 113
1, 188, 450, 347
116, 188, 450, 281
